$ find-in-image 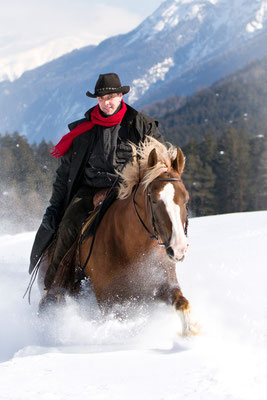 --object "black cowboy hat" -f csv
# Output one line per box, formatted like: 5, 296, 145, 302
86, 73, 130, 98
